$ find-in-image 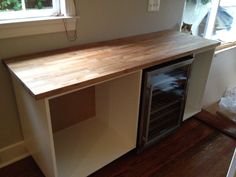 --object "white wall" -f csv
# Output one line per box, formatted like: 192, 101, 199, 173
0, 0, 186, 149
203, 47, 236, 111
